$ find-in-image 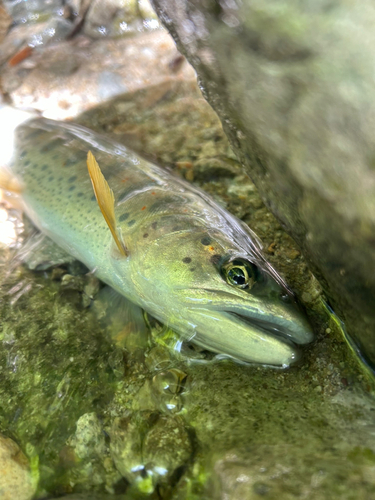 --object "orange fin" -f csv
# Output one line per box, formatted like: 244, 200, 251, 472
87, 150, 128, 257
